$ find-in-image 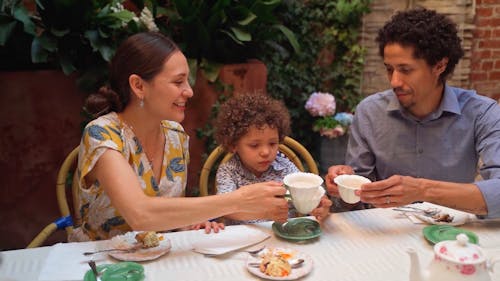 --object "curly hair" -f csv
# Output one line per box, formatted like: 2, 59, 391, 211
376, 8, 464, 84
214, 94, 291, 150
